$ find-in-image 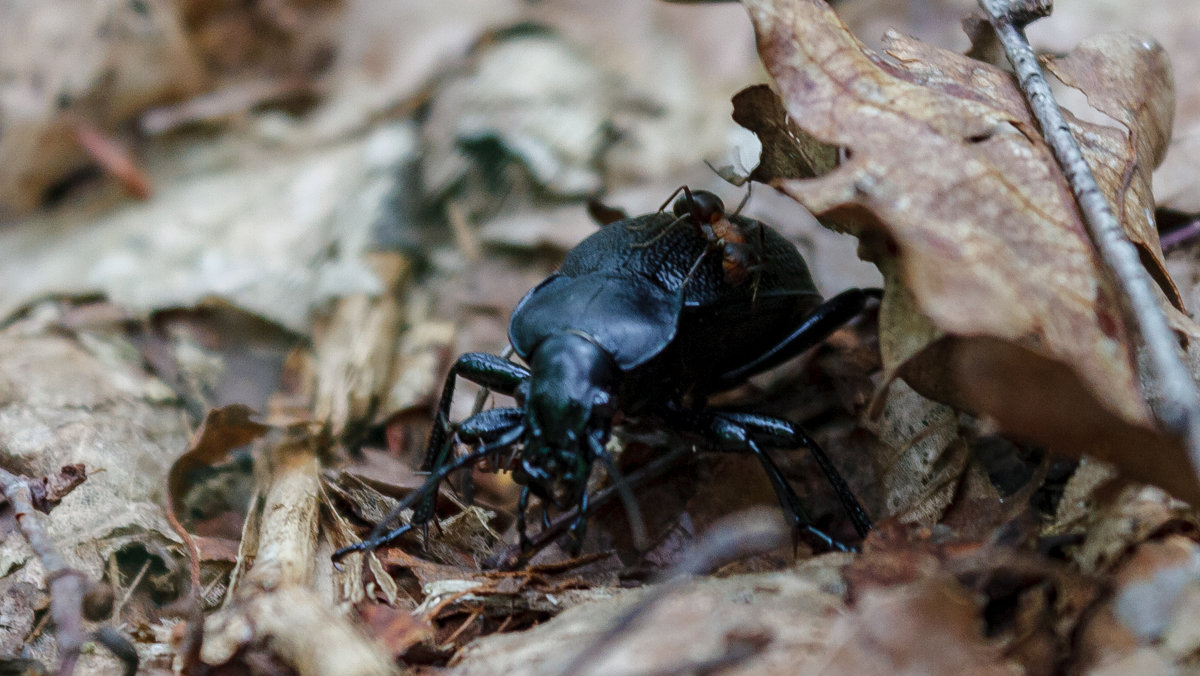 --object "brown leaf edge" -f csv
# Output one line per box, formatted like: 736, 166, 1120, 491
165, 405, 270, 672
